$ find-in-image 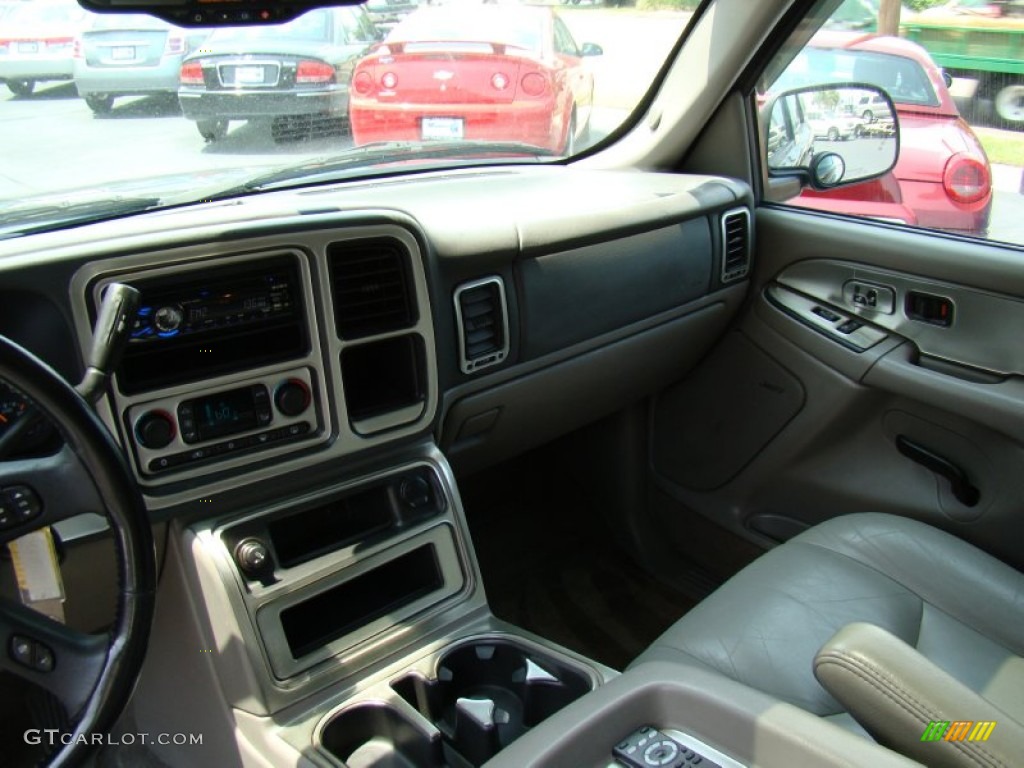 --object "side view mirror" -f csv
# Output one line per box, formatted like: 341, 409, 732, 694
761, 83, 899, 198
810, 152, 845, 187
580, 43, 603, 57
